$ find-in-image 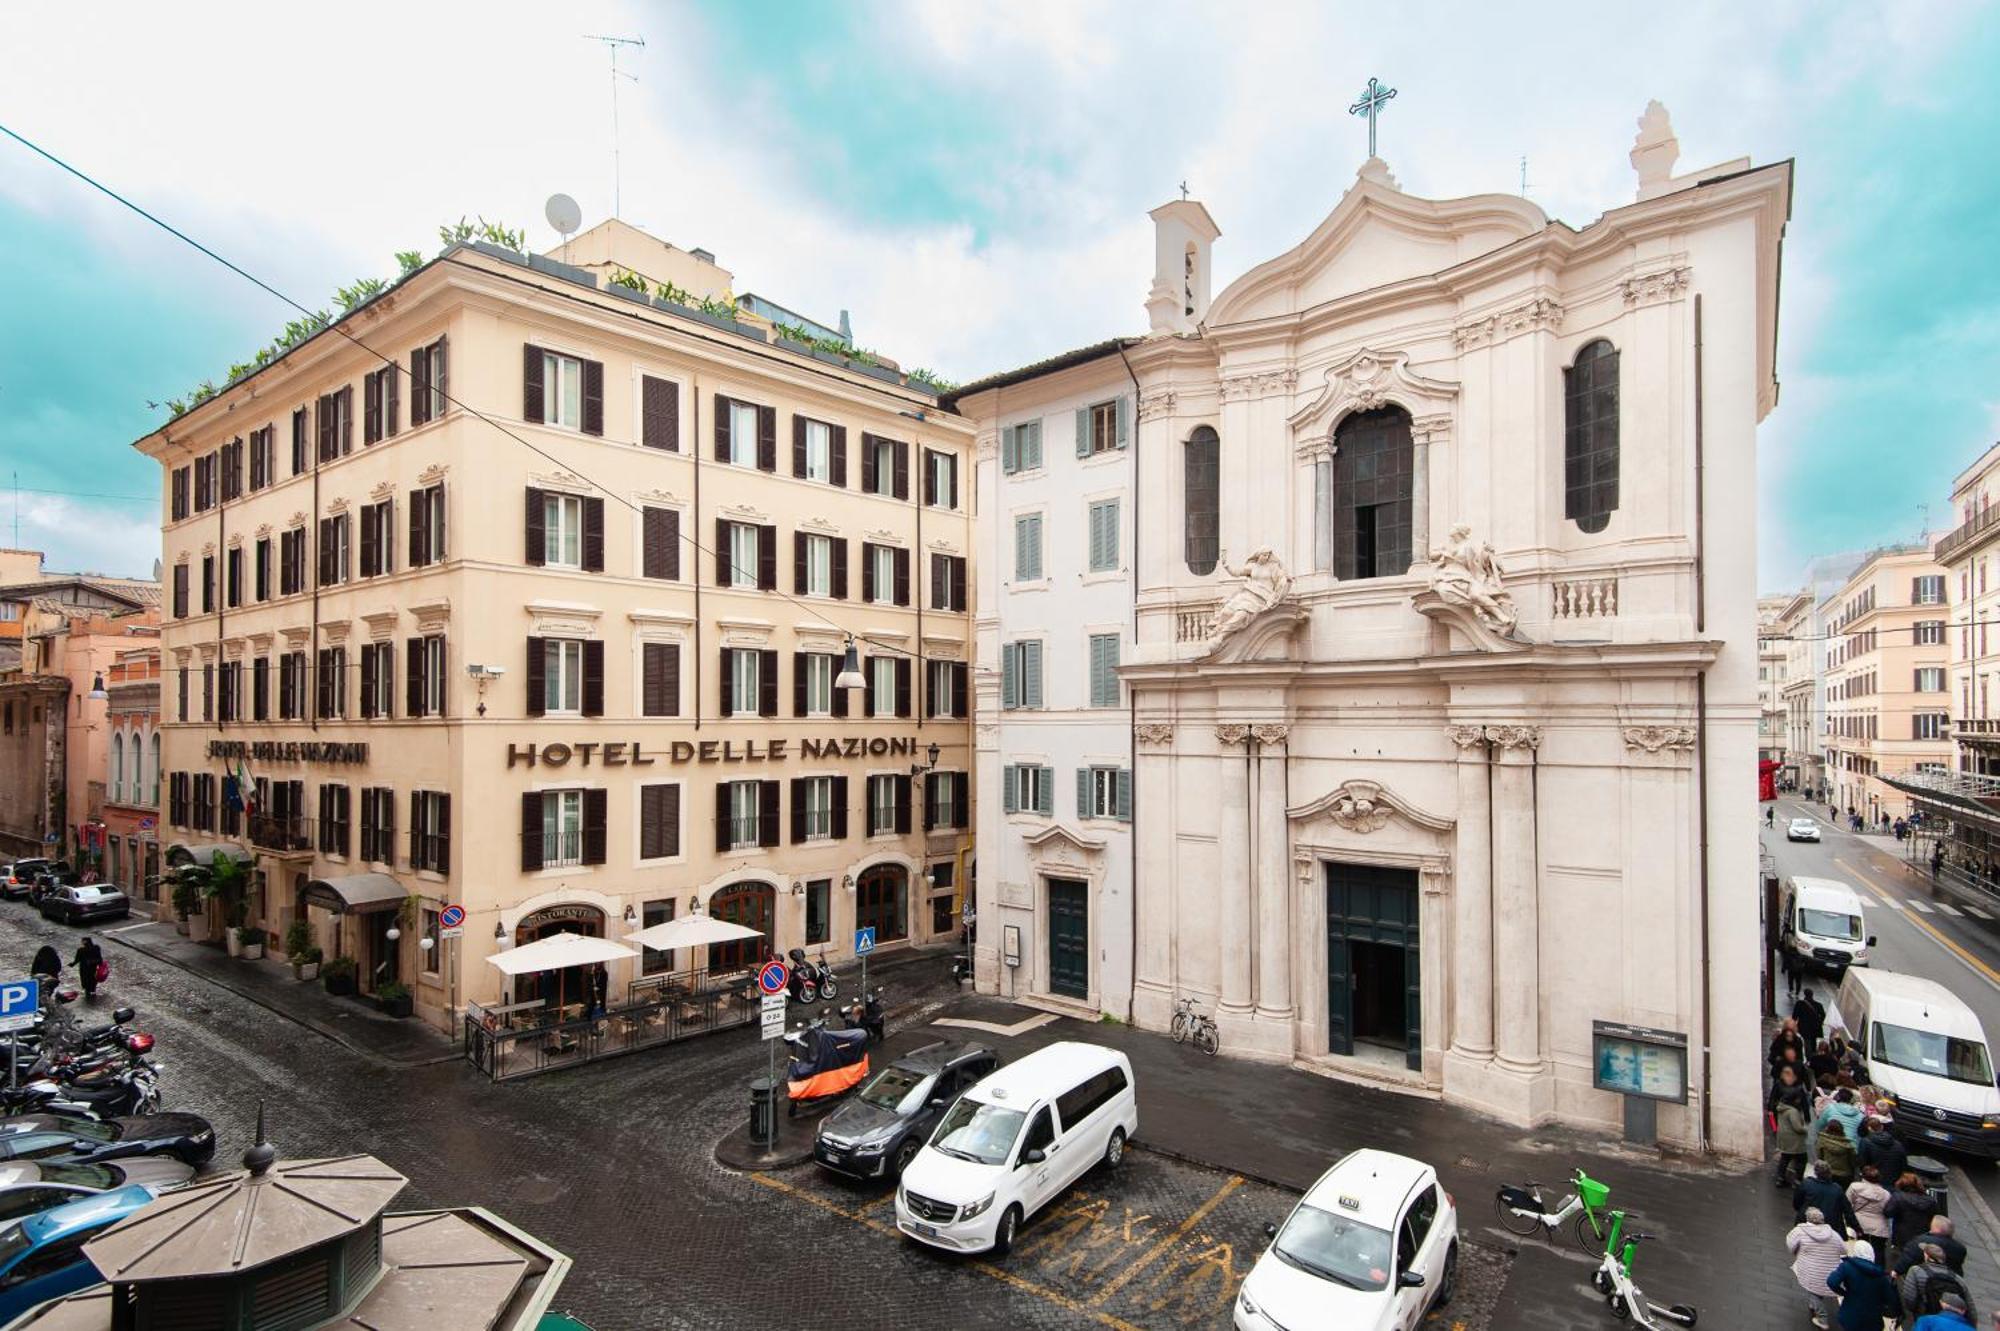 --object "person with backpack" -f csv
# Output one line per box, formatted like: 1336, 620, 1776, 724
1795, 1162, 1858, 1235
1859, 1117, 1909, 1190
1895, 1216, 1967, 1278
1827, 1237, 1901, 1331
1903, 1242, 1974, 1325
